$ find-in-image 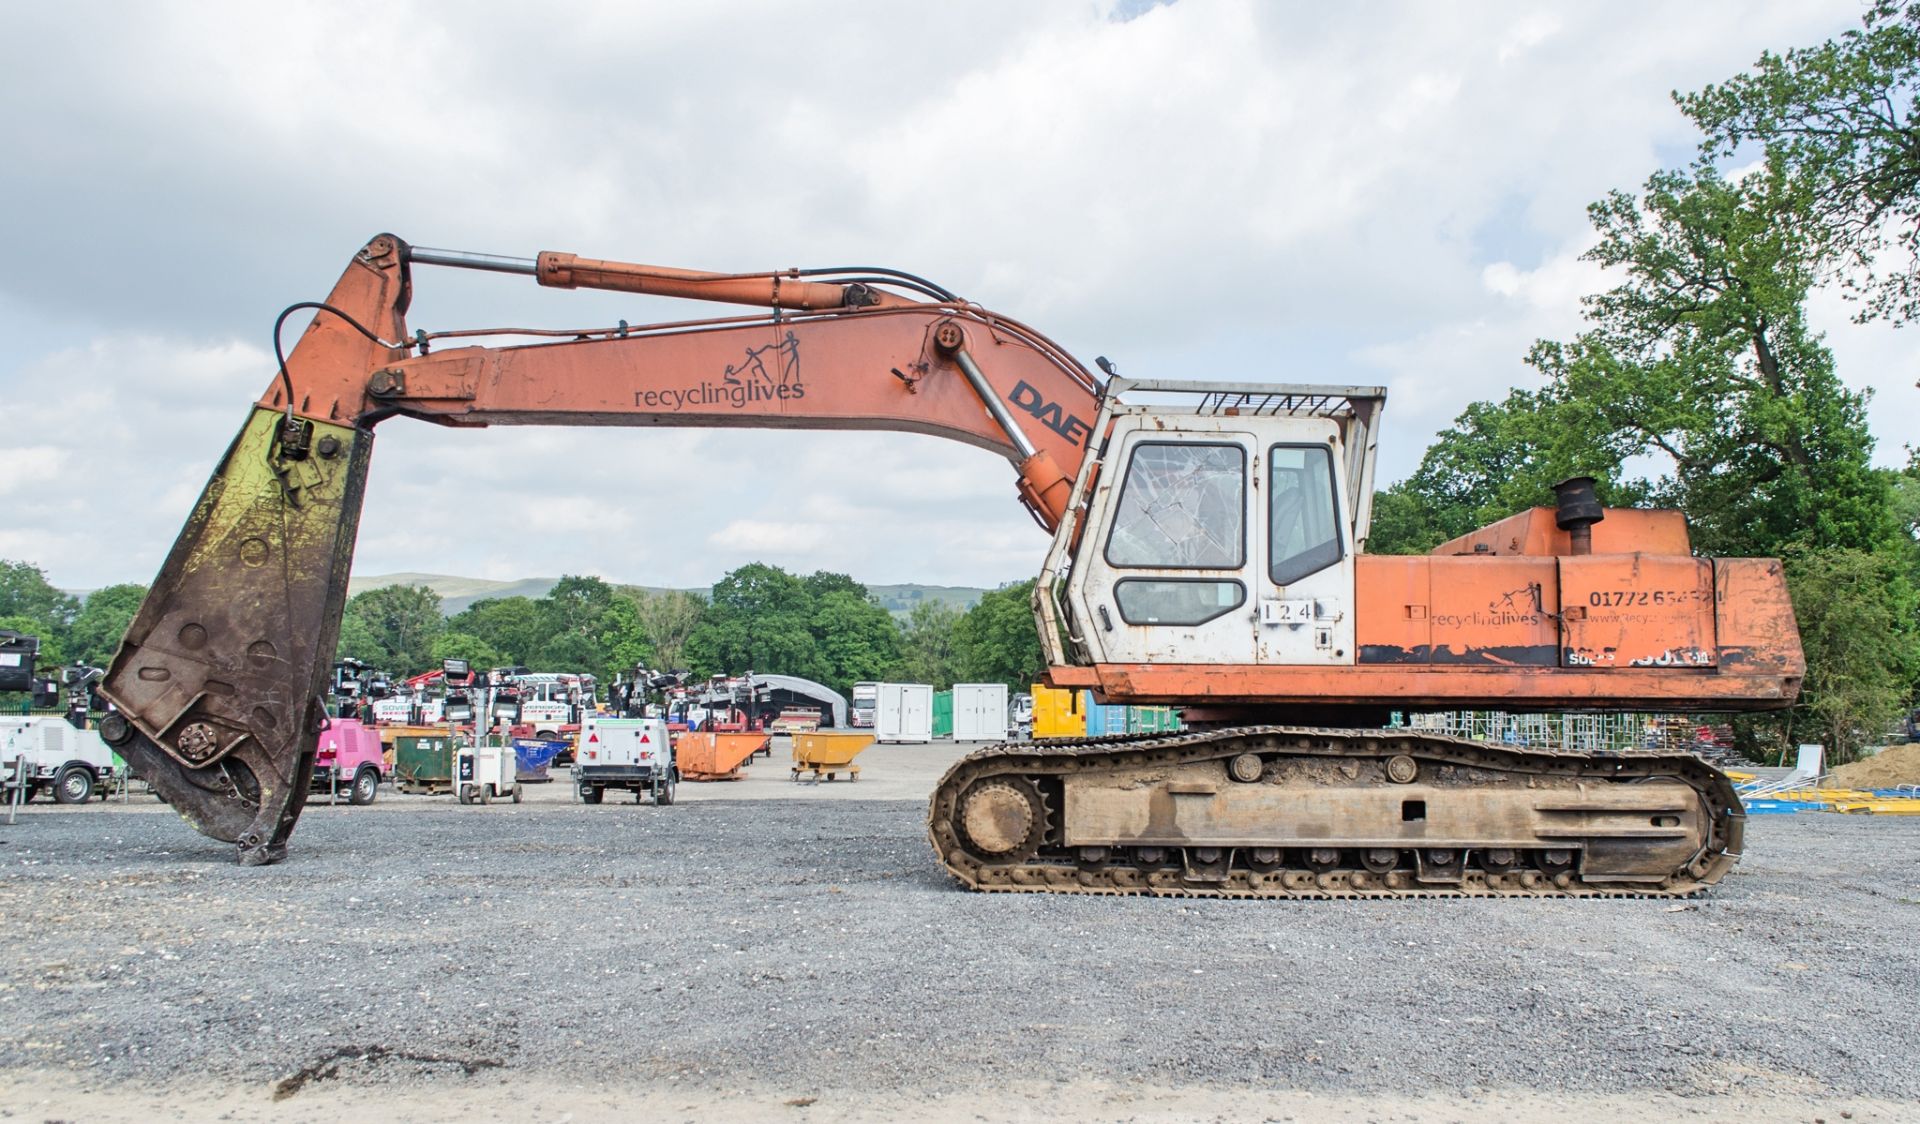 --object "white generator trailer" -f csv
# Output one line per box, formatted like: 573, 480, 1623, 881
1, 716, 120, 804
574, 716, 677, 805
